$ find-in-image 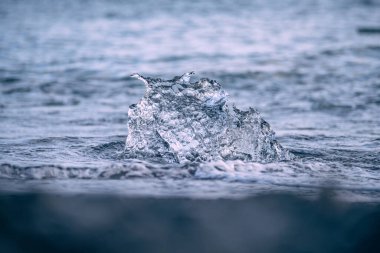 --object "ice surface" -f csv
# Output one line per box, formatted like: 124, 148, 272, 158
125, 73, 292, 163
